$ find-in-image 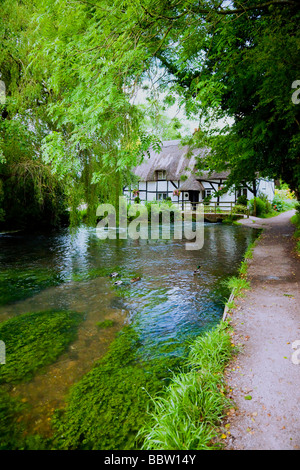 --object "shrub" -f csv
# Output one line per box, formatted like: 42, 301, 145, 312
232, 204, 249, 215
144, 200, 181, 222
248, 197, 266, 217
236, 194, 248, 206
257, 192, 272, 214
272, 194, 284, 212
272, 189, 297, 213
